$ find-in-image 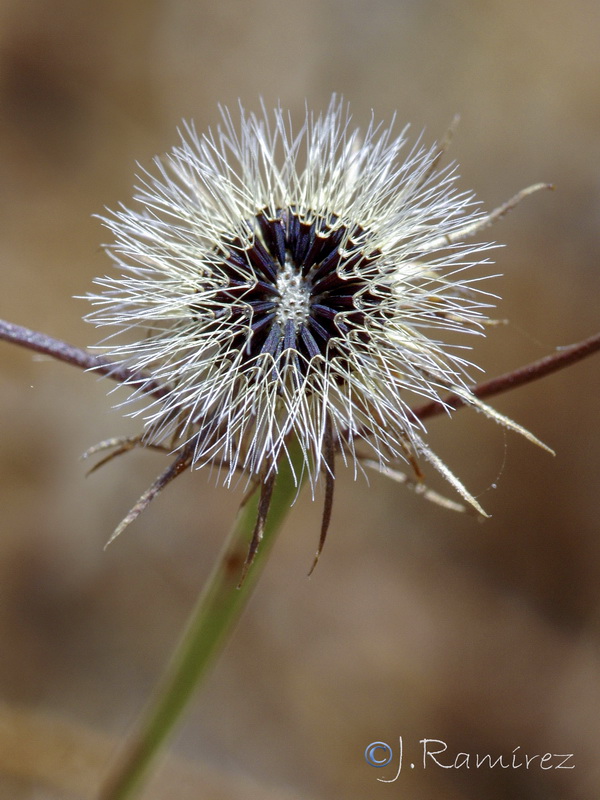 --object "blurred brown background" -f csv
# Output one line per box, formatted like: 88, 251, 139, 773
0, 1, 599, 798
